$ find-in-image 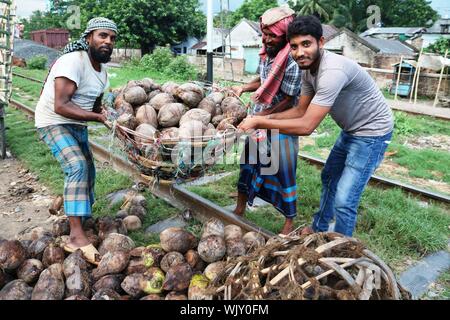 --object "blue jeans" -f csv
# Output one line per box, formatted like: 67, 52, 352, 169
312, 131, 392, 236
